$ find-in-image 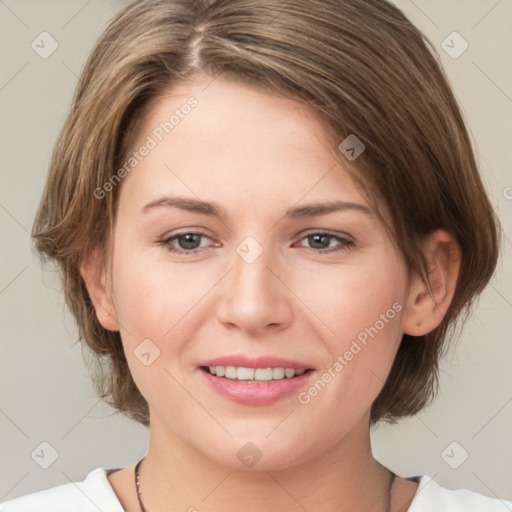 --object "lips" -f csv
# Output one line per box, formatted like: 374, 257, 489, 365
197, 355, 316, 406
198, 355, 314, 371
